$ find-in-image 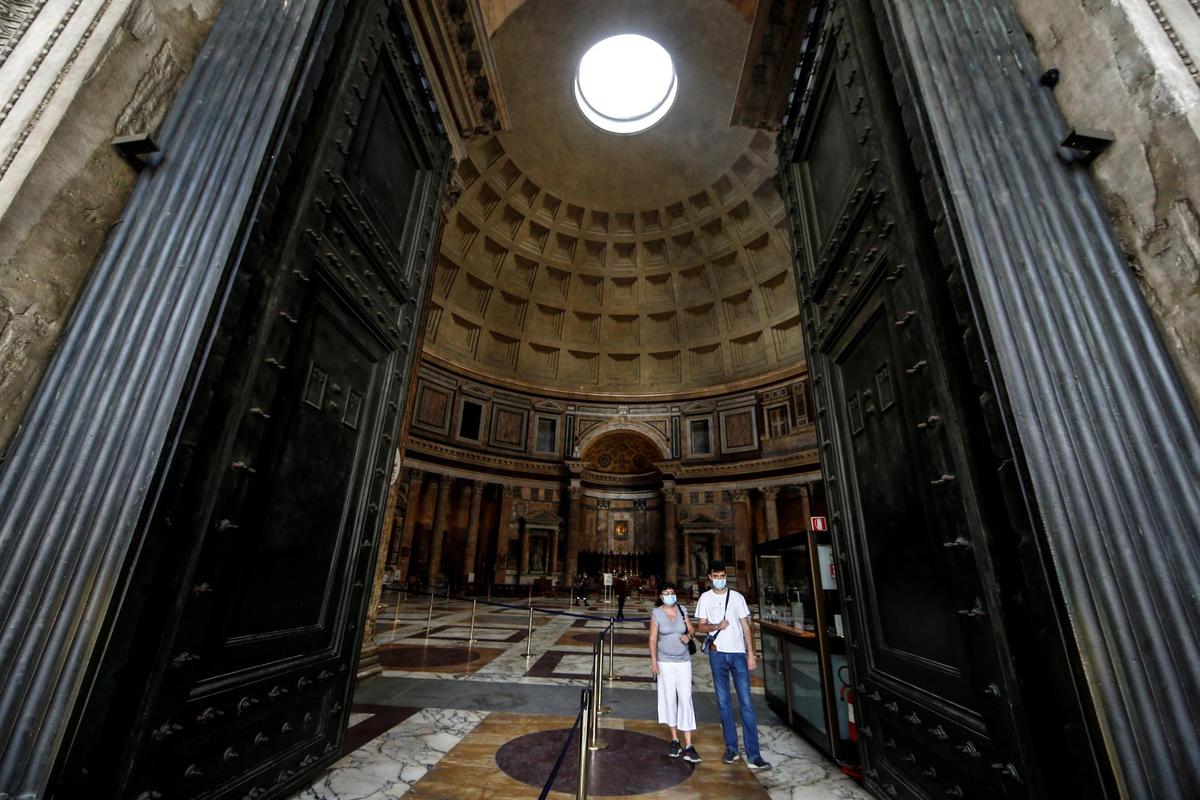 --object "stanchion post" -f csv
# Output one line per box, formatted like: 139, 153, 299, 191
390, 592, 399, 643
525, 605, 535, 658
577, 688, 591, 798
425, 590, 434, 635
608, 618, 616, 681
588, 644, 607, 750
528, 582, 533, 608
487, 581, 492, 602
596, 632, 611, 716
467, 599, 478, 645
